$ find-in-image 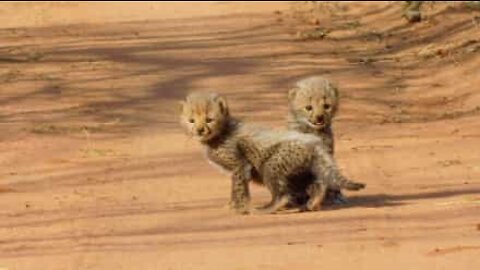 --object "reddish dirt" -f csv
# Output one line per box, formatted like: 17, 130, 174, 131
0, 2, 479, 269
